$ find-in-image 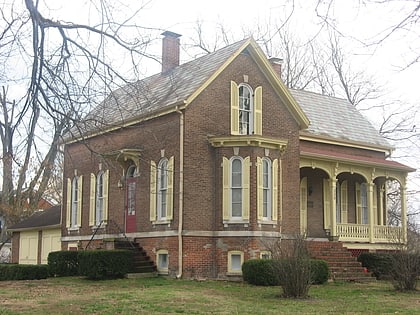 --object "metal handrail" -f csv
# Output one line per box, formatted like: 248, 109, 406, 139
85, 219, 136, 250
